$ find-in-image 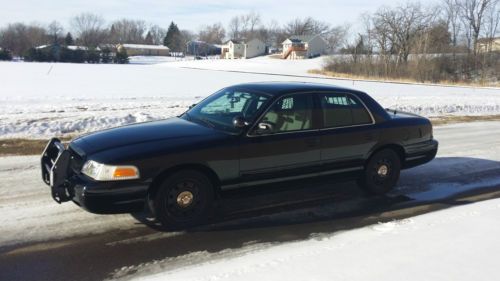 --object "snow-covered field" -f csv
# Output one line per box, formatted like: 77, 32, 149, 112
1, 56, 500, 139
